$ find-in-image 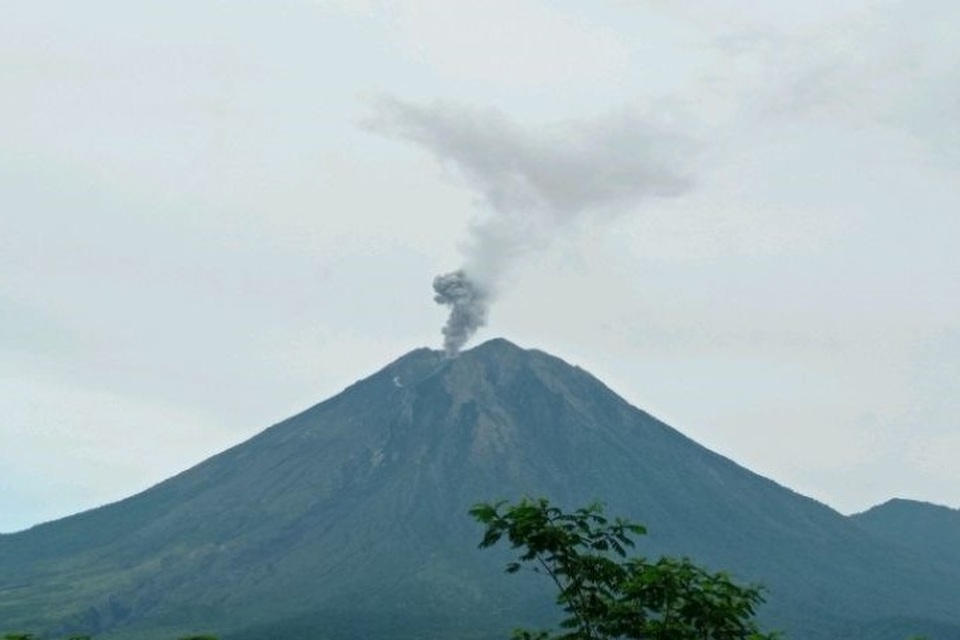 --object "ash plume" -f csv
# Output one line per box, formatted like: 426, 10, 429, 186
432, 270, 488, 356
366, 96, 696, 354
